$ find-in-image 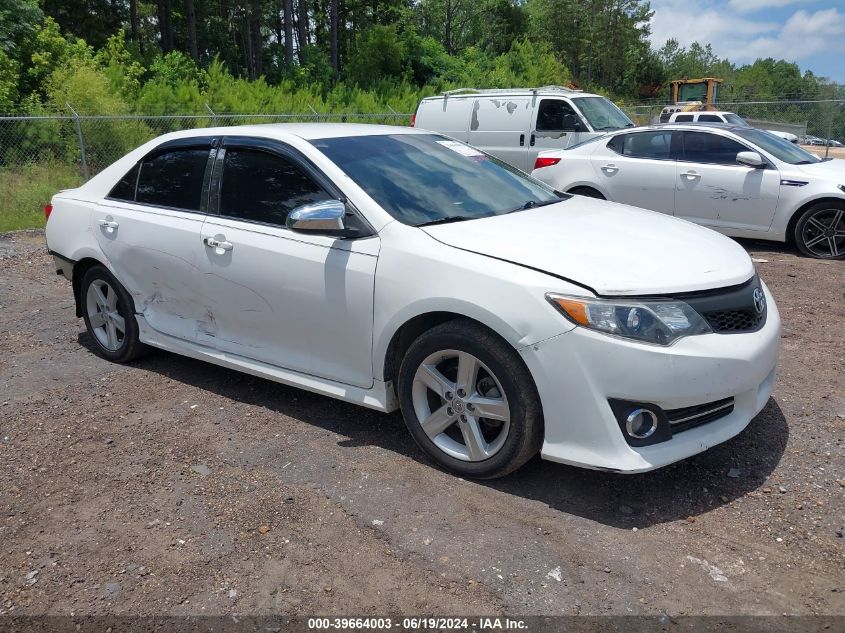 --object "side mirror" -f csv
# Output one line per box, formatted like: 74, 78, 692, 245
286, 200, 346, 231
736, 151, 766, 168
